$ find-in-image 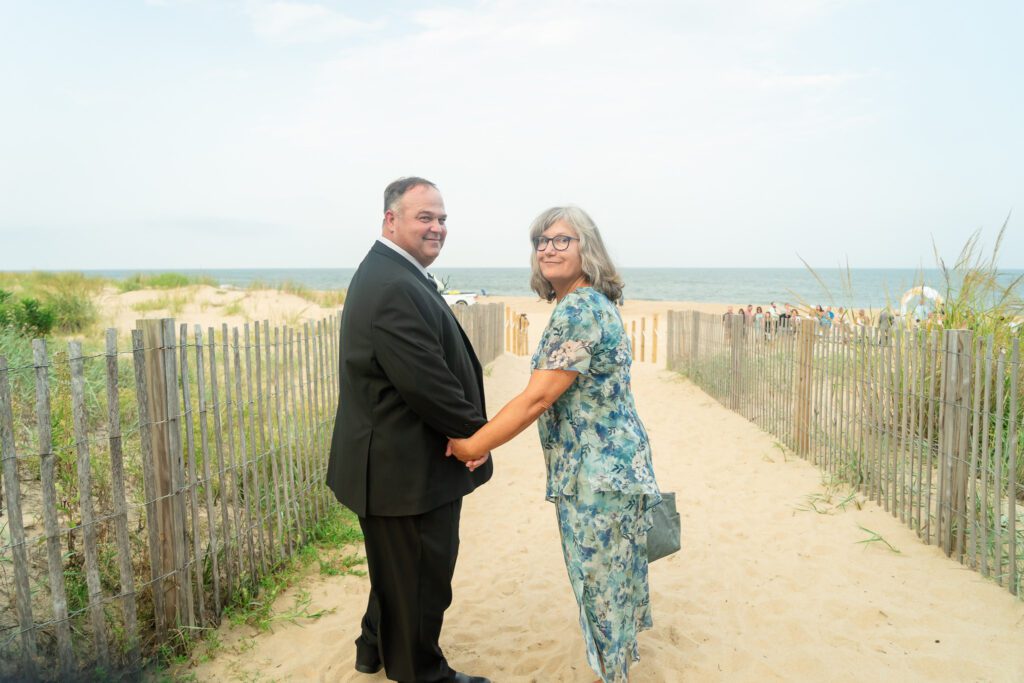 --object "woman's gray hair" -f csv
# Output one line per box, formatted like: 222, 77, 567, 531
528, 206, 624, 303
